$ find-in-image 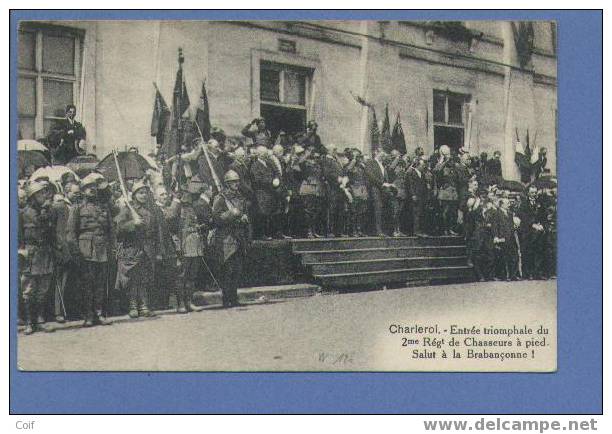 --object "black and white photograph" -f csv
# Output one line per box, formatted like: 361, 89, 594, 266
16, 18, 558, 372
